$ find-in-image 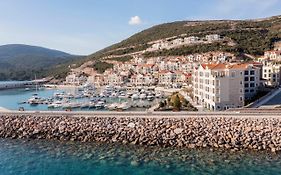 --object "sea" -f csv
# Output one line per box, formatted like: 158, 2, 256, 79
0, 138, 281, 175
